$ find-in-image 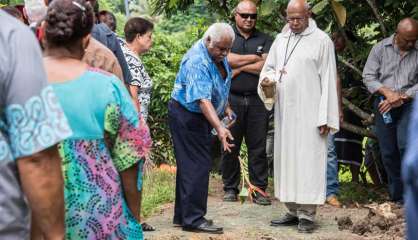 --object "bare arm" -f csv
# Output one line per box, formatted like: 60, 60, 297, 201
129, 85, 141, 113
17, 146, 65, 240
199, 99, 234, 152
120, 163, 141, 221
227, 53, 261, 69
239, 59, 266, 75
